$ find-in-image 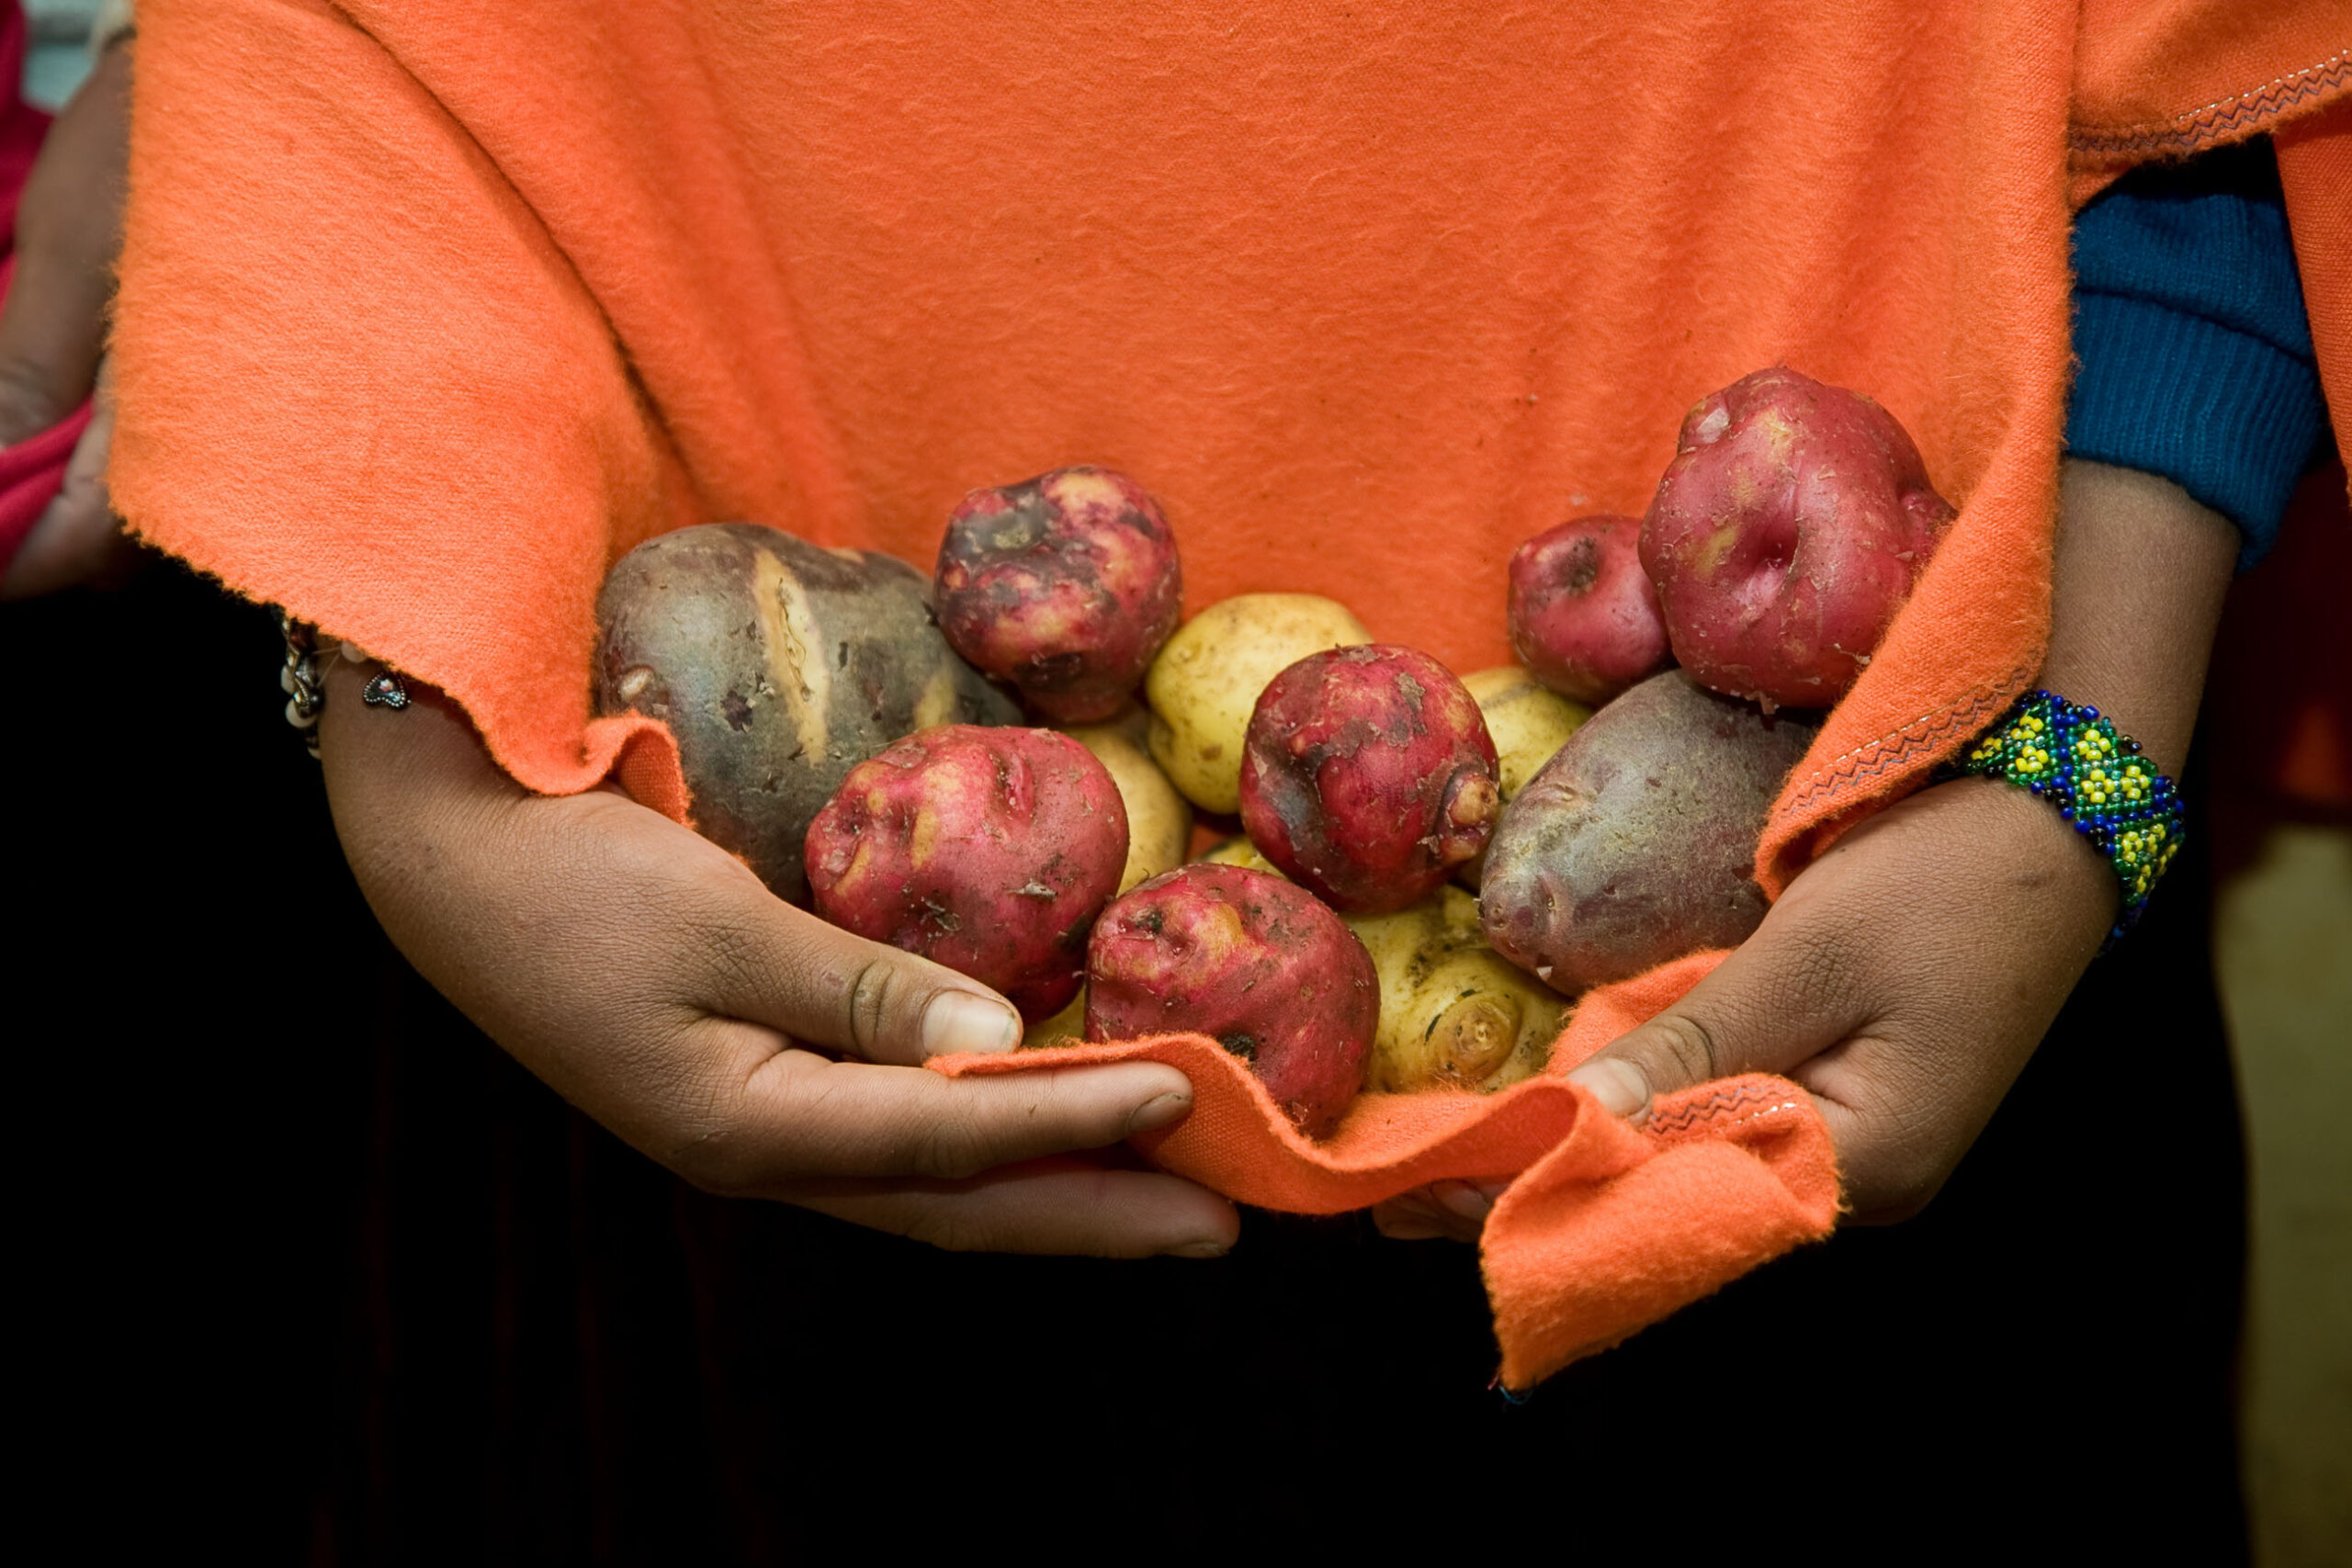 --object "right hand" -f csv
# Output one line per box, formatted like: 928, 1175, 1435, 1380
318, 659, 1238, 1258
